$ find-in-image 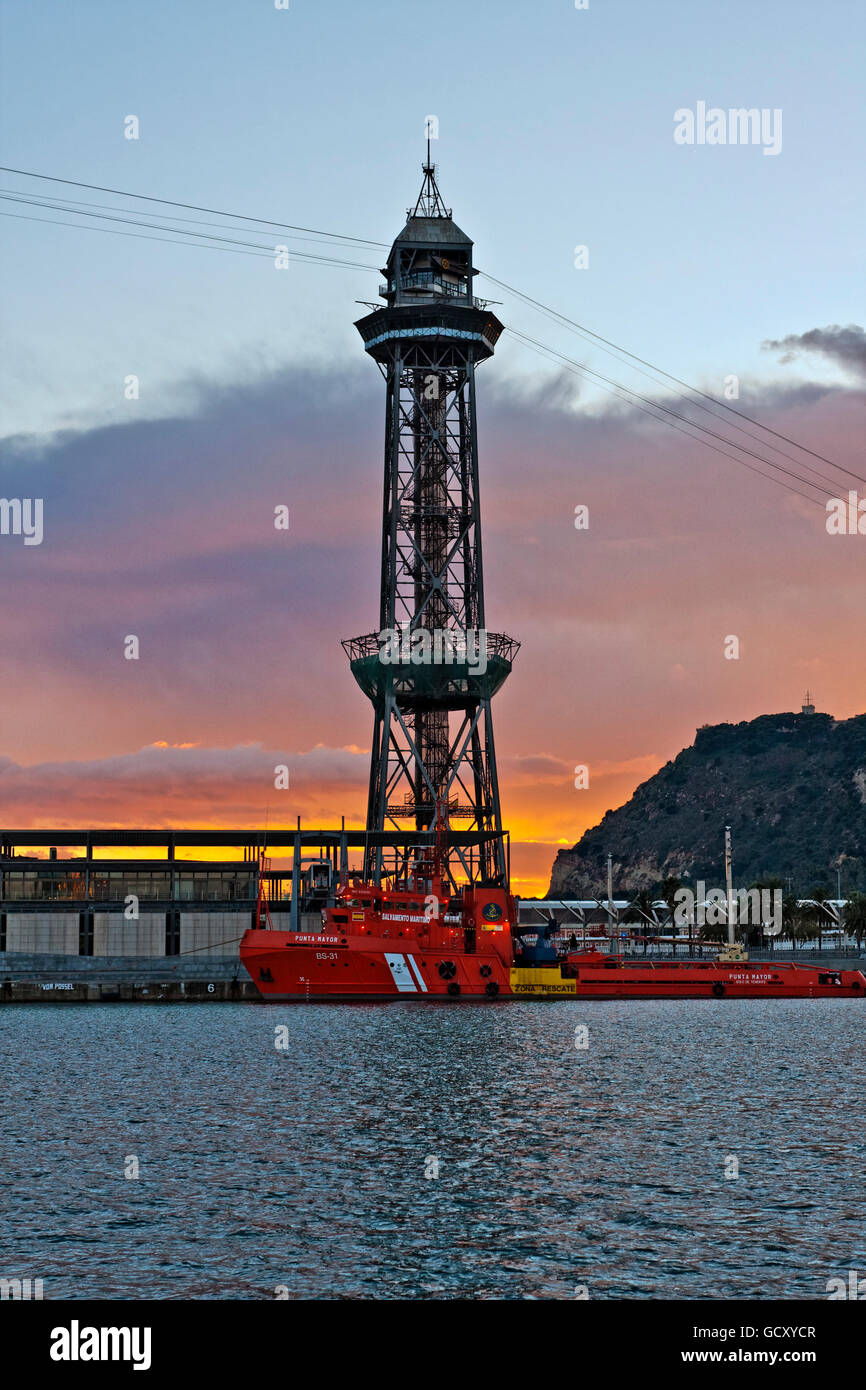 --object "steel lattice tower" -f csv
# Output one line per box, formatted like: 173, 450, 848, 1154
344, 157, 518, 888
